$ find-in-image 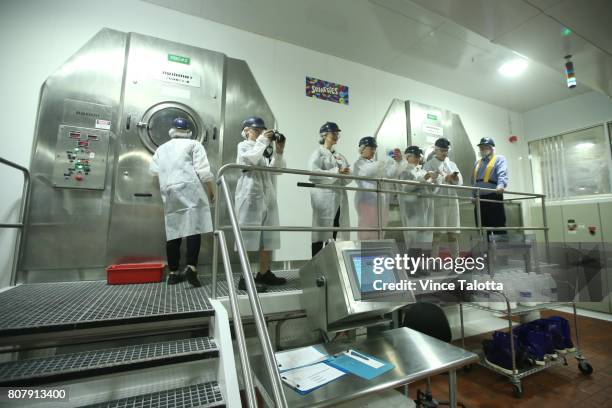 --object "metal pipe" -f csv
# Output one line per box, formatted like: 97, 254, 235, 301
475, 189, 483, 238
376, 180, 383, 240
219, 225, 545, 232
215, 230, 257, 408
0, 157, 31, 286
541, 195, 550, 262
448, 369, 457, 408
218, 163, 545, 197
0, 223, 23, 228
211, 187, 221, 299
218, 176, 287, 408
